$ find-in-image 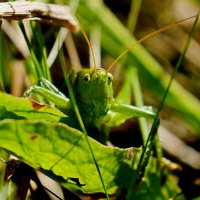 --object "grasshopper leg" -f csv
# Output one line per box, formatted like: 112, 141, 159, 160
38, 78, 66, 98
24, 85, 71, 112
110, 102, 156, 119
